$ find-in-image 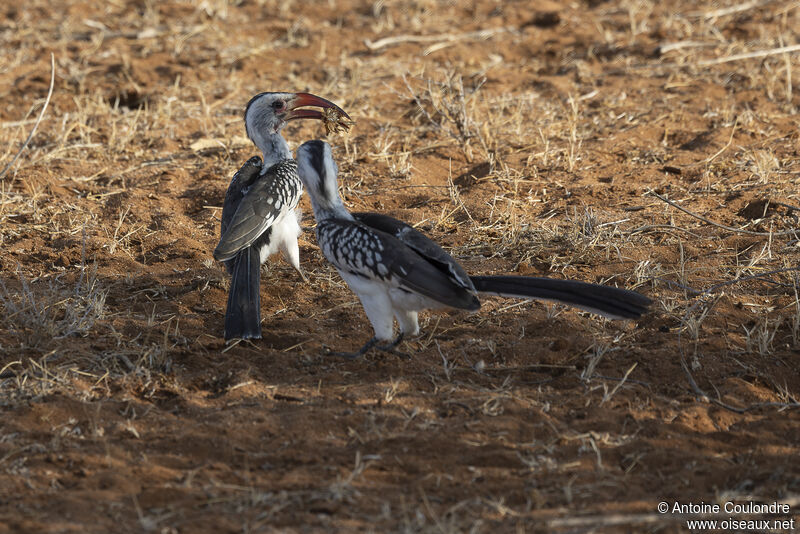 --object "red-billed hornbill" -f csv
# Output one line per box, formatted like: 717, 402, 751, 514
214, 93, 350, 341
295, 140, 652, 358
